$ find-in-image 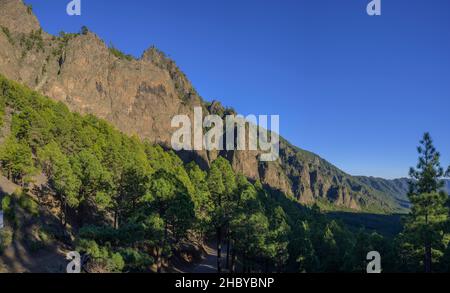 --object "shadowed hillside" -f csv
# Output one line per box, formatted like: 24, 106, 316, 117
0, 0, 408, 212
